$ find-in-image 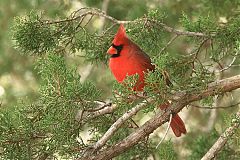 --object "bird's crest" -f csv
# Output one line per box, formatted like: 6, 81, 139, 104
112, 24, 128, 45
